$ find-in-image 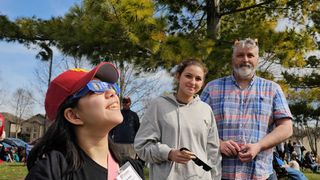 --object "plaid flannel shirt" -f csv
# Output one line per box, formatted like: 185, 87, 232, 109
201, 75, 292, 180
